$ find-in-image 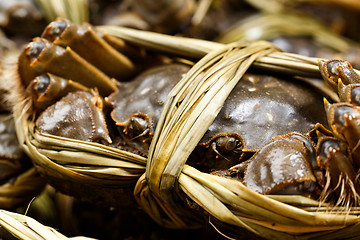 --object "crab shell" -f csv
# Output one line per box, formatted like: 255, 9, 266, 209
106, 63, 191, 154
107, 62, 328, 171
